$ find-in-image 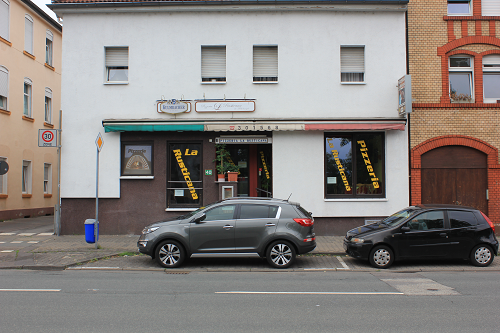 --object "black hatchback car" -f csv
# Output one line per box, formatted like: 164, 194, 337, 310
344, 204, 499, 269
138, 197, 316, 269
